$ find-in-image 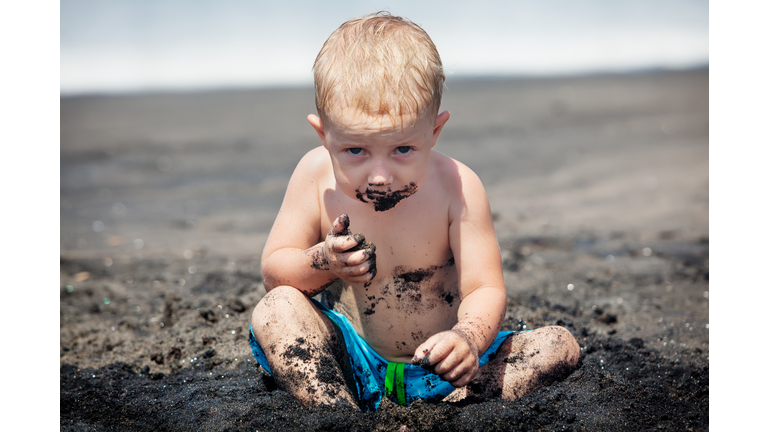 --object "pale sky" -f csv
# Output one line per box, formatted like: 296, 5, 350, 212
60, 0, 709, 94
